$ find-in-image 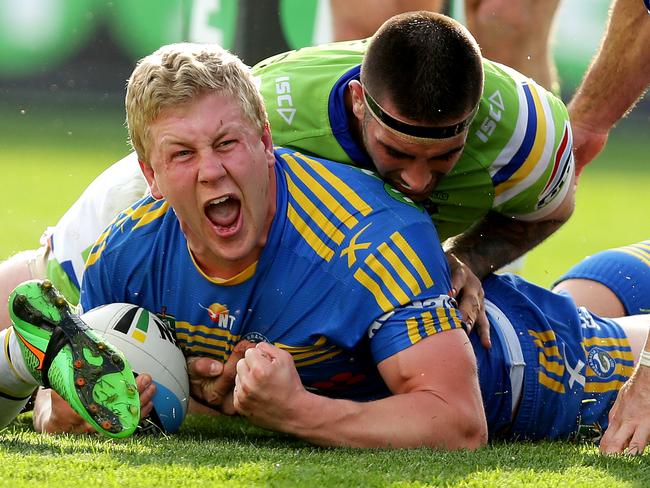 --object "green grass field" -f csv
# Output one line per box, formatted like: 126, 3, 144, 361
1, 102, 649, 486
